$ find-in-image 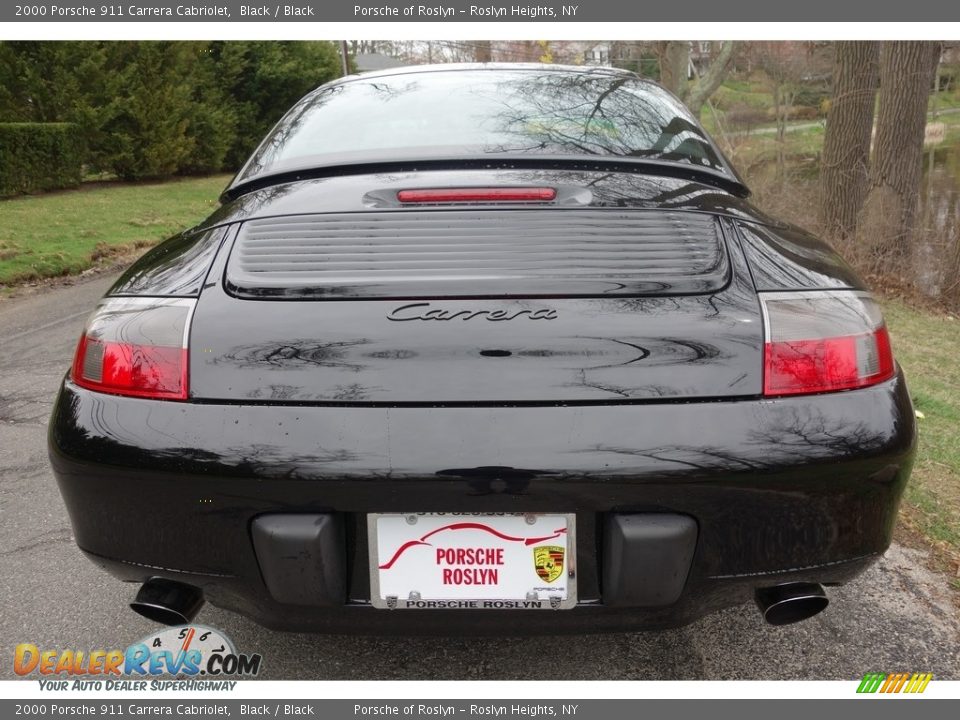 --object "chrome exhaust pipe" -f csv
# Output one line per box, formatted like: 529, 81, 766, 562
130, 578, 204, 625
755, 582, 828, 626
